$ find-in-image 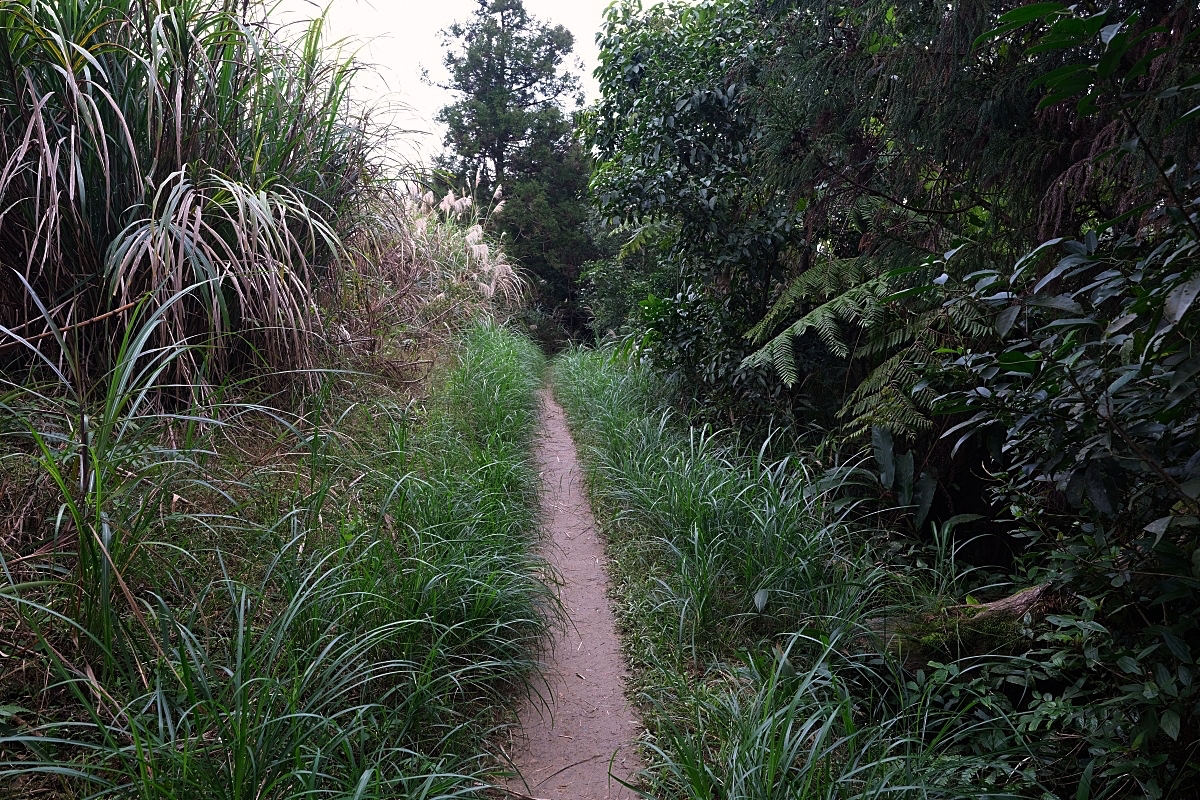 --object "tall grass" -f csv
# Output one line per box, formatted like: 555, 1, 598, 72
552, 347, 1036, 799
0, 1, 545, 794
341, 187, 525, 347
0, 283, 212, 671
0, 0, 378, 382
553, 348, 877, 653
1, 321, 549, 798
